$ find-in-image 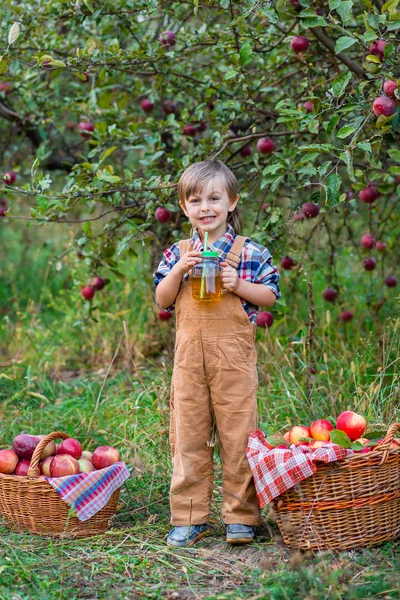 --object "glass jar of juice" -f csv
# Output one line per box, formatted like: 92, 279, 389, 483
191, 251, 223, 302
